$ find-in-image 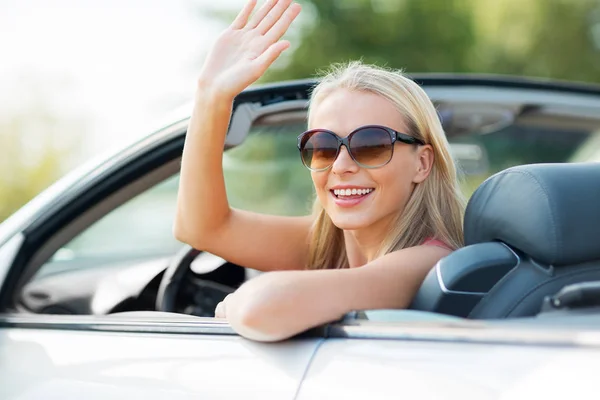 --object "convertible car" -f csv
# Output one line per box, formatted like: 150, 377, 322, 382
1, 75, 600, 399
